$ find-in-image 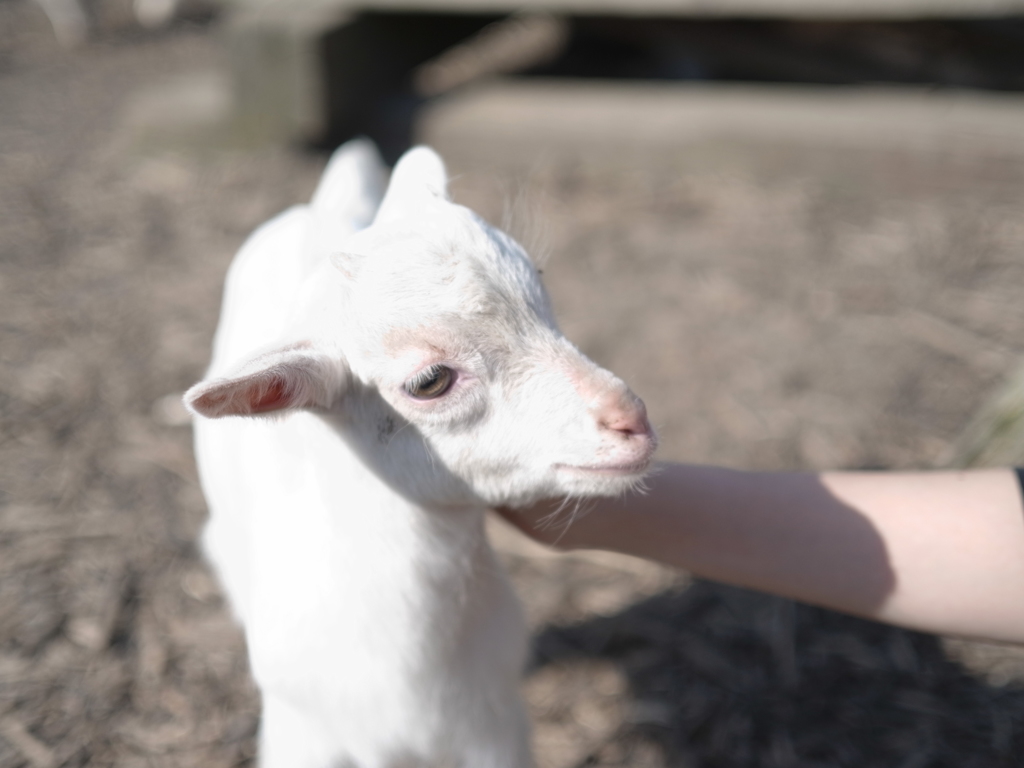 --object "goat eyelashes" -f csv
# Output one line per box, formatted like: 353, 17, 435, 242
406, 364, 455, 400
185, 140, 656, 768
